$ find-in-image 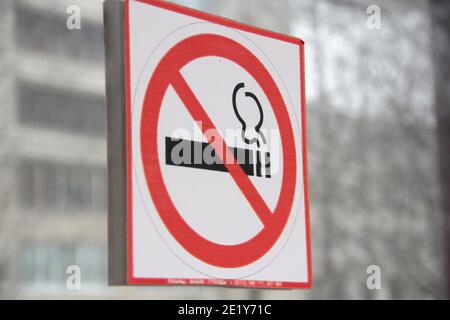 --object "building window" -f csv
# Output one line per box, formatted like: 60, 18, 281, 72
18, 244, 106, 290
17, 81, 105, 136
15, 4, 104, 62
18, 159, 107, 212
